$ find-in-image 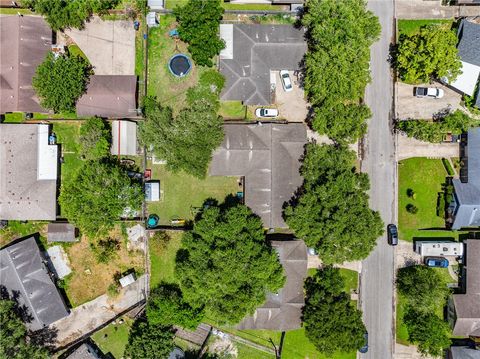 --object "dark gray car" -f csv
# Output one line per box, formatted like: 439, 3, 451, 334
387, 224, 398, 246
